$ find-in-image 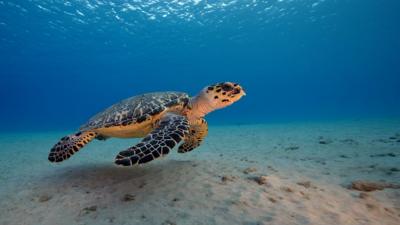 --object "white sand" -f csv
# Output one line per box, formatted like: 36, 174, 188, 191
0, 119, 399, 225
